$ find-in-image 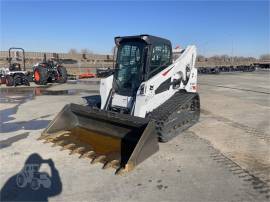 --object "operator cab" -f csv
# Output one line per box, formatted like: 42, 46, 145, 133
110, 35, 173, 114
7, 48, 26, 72
9, 63, 21, 71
